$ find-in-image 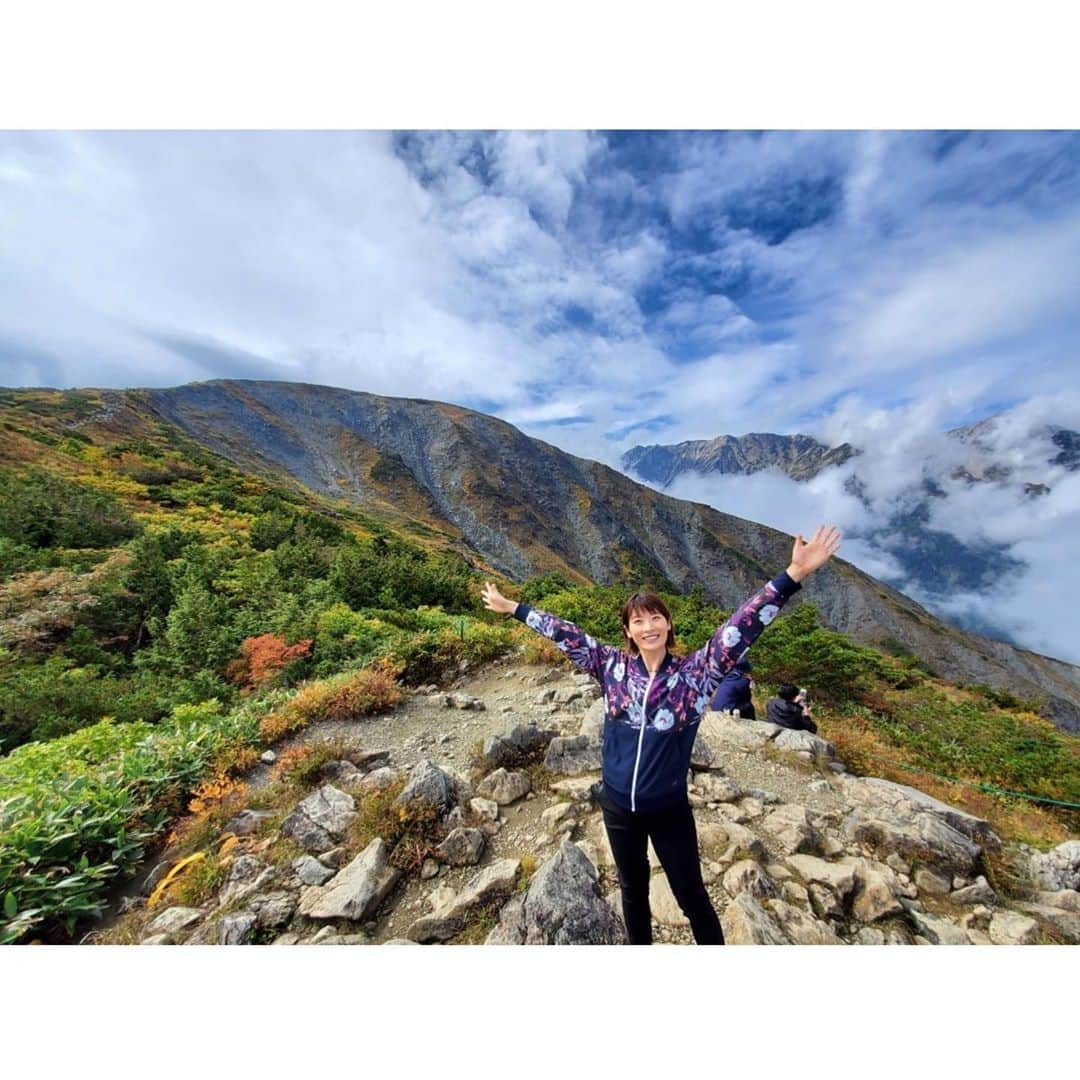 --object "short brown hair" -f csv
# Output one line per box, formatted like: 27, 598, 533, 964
620, 592, 676, 655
